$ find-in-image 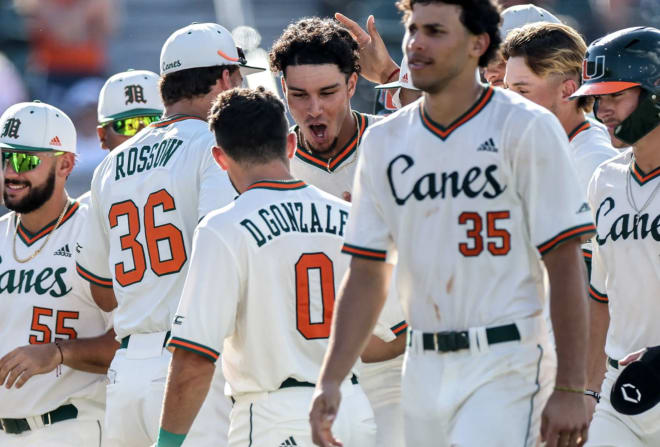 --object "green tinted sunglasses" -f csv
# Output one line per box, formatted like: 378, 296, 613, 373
109, 115, 161, 136
2, 151, 65, 173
